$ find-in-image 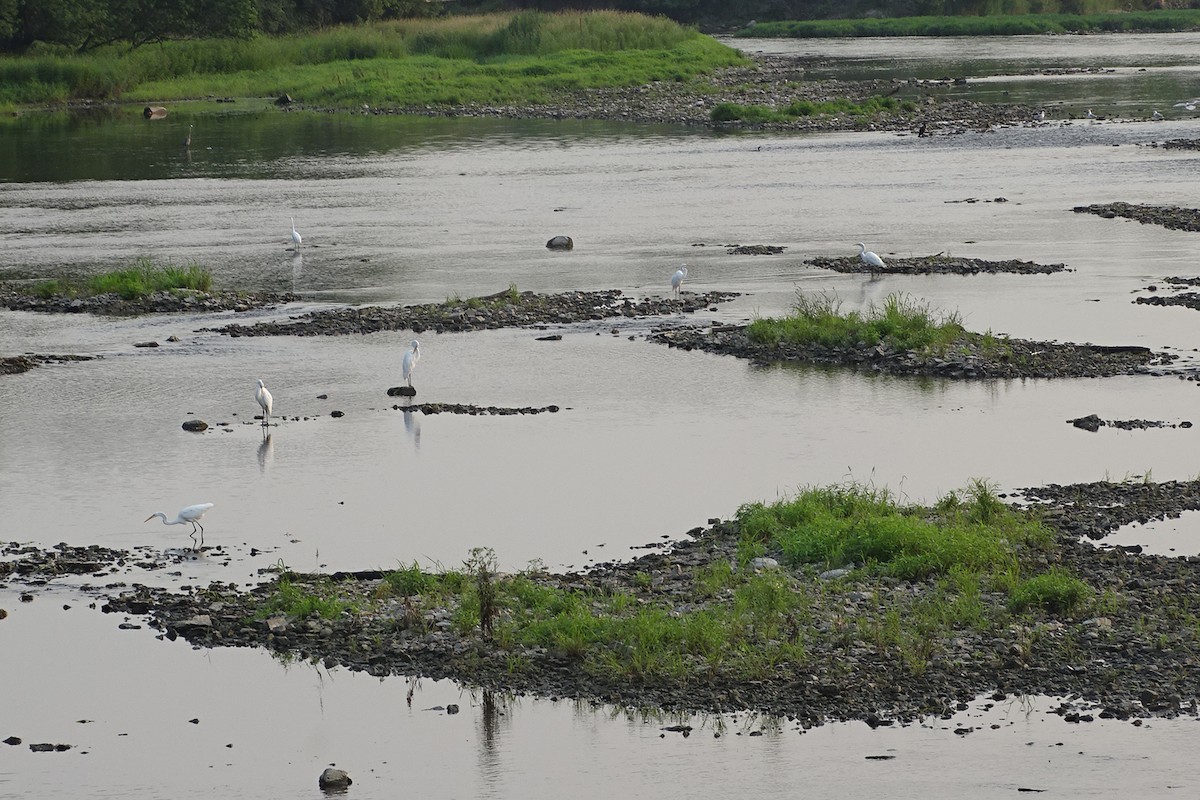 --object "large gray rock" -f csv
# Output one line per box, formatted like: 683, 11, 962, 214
545, 235, 574, 250
319, 767, 352, 790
